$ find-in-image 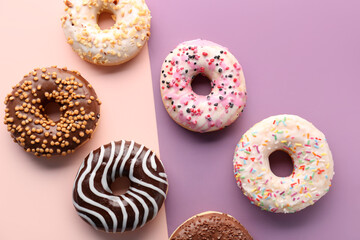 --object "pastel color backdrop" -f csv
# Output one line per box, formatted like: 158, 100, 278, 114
147, 0, 360, 239
1, 0, 360, 240
0, 1, 167, 239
